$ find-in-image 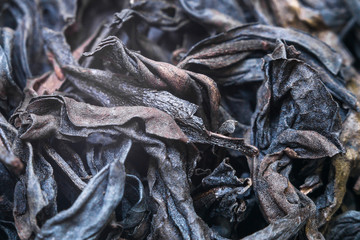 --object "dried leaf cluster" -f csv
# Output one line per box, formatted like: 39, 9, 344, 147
0, 0, 359, 240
